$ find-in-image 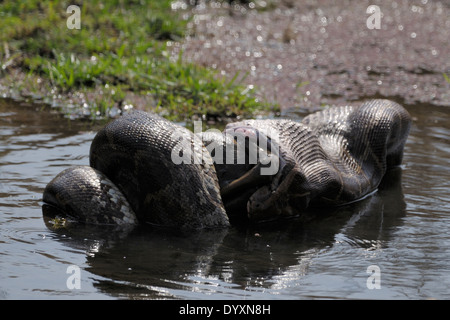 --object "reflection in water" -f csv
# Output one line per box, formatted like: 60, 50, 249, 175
2, 97, 450, 299
44, 168, 405, 299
